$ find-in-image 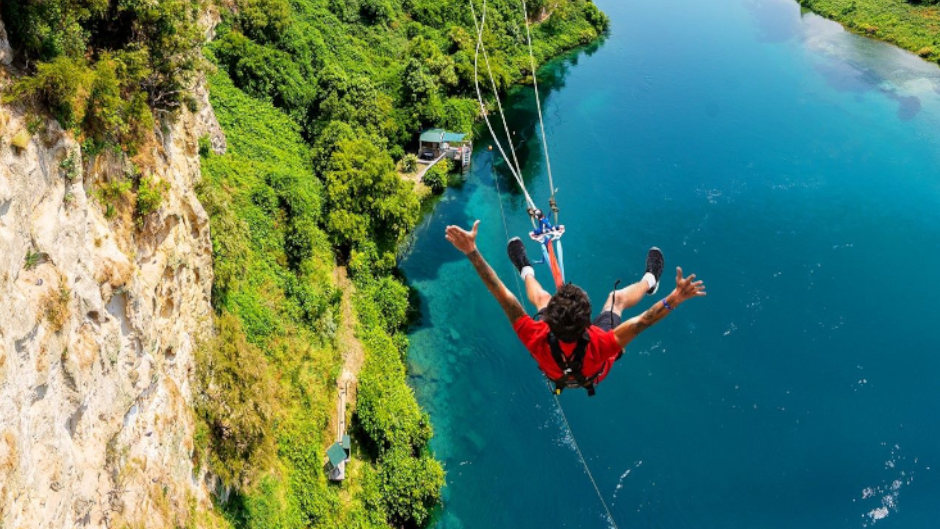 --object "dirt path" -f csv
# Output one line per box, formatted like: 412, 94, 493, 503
330, 266, 365, 443
335, 266, 364, 391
